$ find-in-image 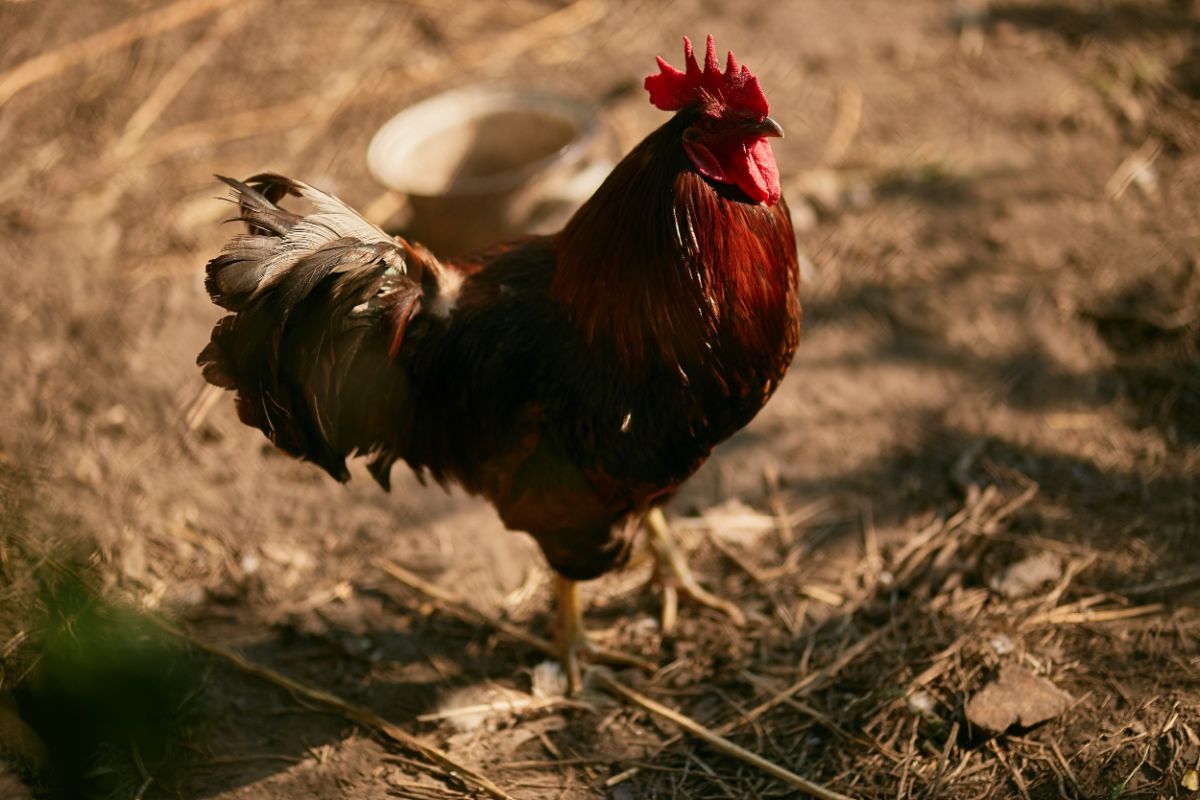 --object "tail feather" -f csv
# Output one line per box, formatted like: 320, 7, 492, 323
197, 174, 436, 486
217, 174, 301, 236
204, 234, 278, 309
